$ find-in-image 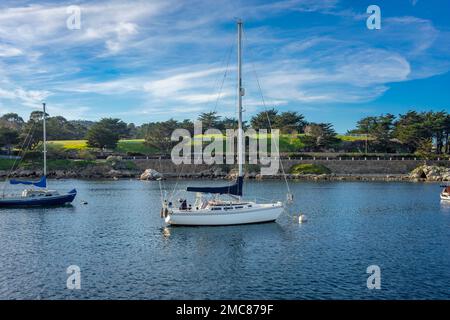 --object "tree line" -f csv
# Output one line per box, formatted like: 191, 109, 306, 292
0, 109, 449, 155
348, 111, 450, 154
